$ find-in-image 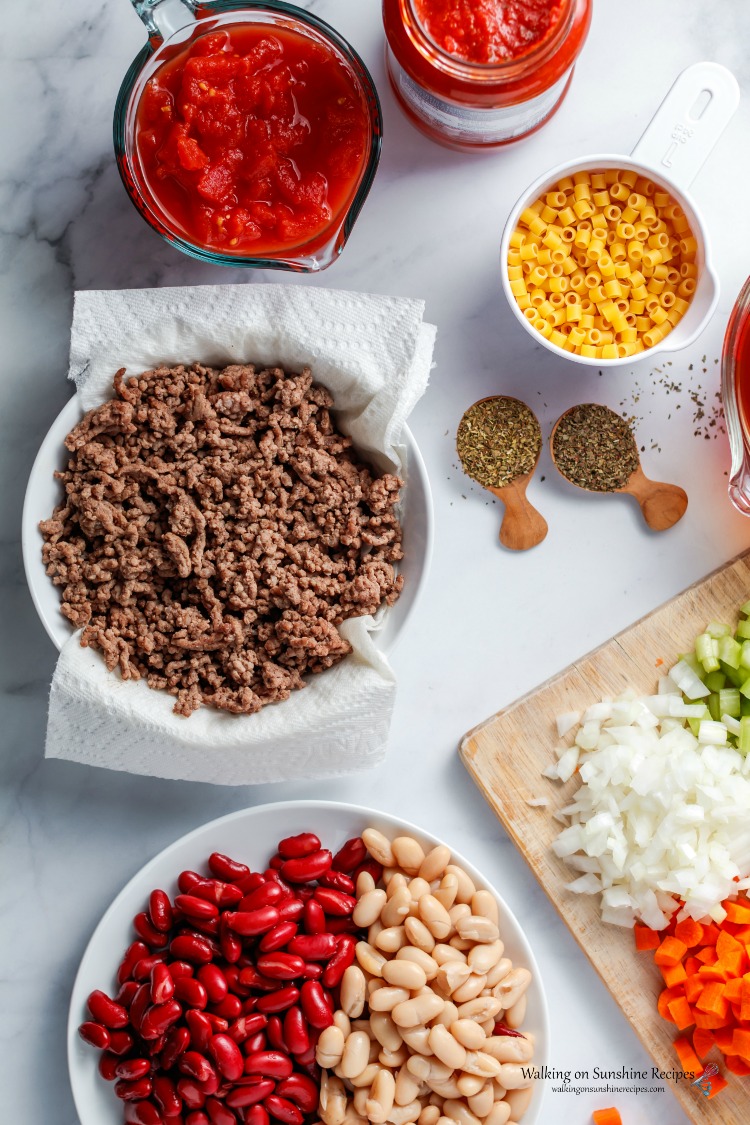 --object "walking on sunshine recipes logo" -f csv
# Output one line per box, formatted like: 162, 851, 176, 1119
525, 1062, 724, 1098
